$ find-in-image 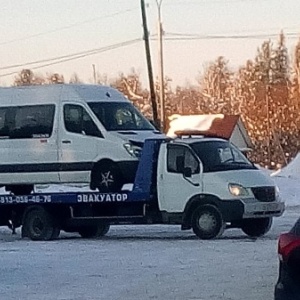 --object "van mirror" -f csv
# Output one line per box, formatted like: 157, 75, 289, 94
183, 167, 192, 178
